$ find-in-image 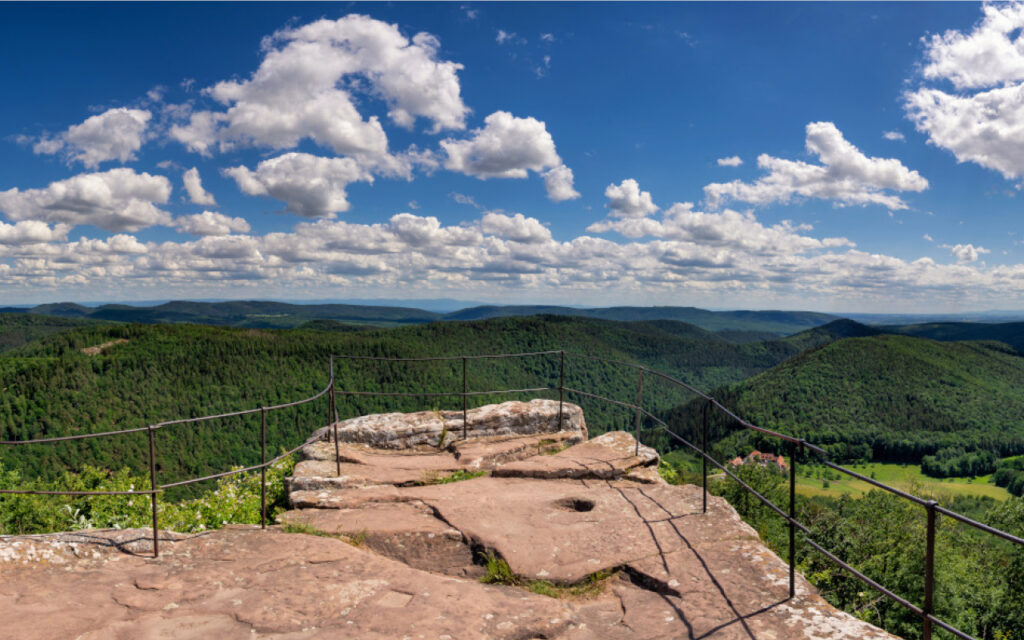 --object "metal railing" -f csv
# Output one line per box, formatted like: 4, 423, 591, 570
2, 349, 1022, 640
